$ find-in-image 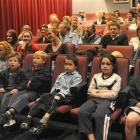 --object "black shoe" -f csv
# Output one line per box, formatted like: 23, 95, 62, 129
0, 113, 10, 125
29, 123, 48, 135
20, 117, 32, 130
